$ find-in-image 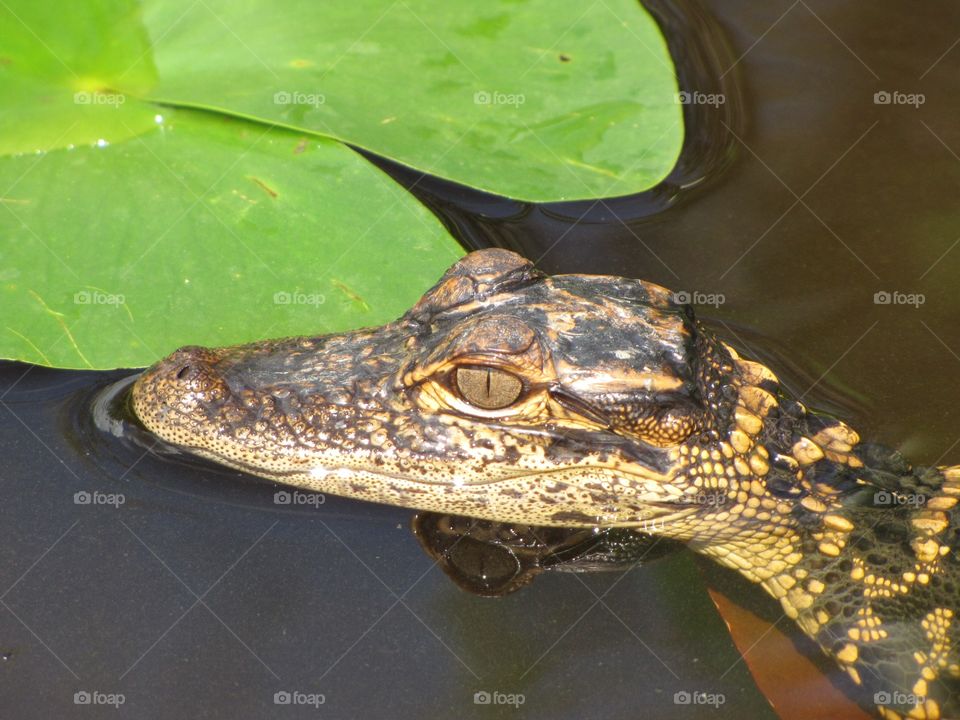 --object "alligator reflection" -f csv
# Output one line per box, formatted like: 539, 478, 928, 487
412, 512, 680, 596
